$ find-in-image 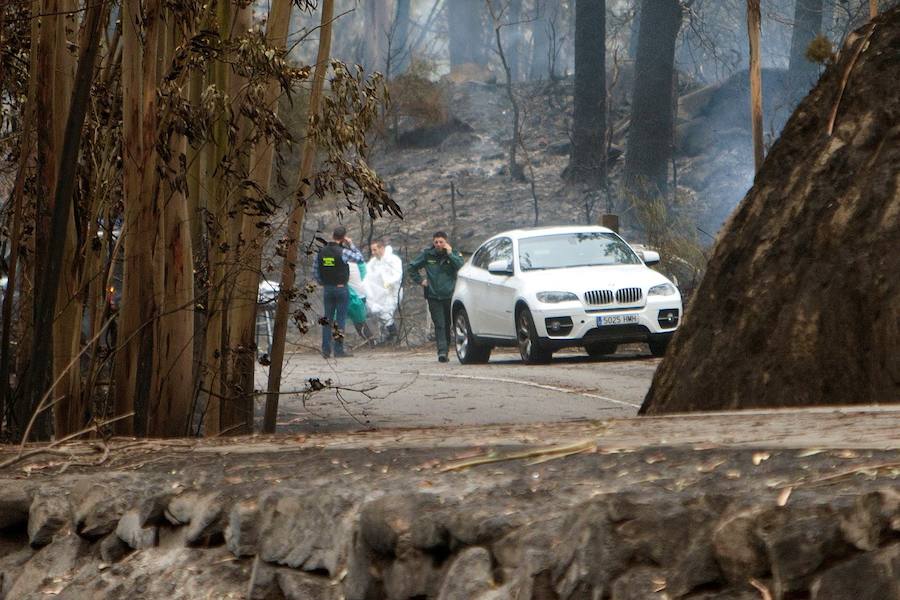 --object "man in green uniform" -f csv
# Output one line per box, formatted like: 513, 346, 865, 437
408, 231, 464, 362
